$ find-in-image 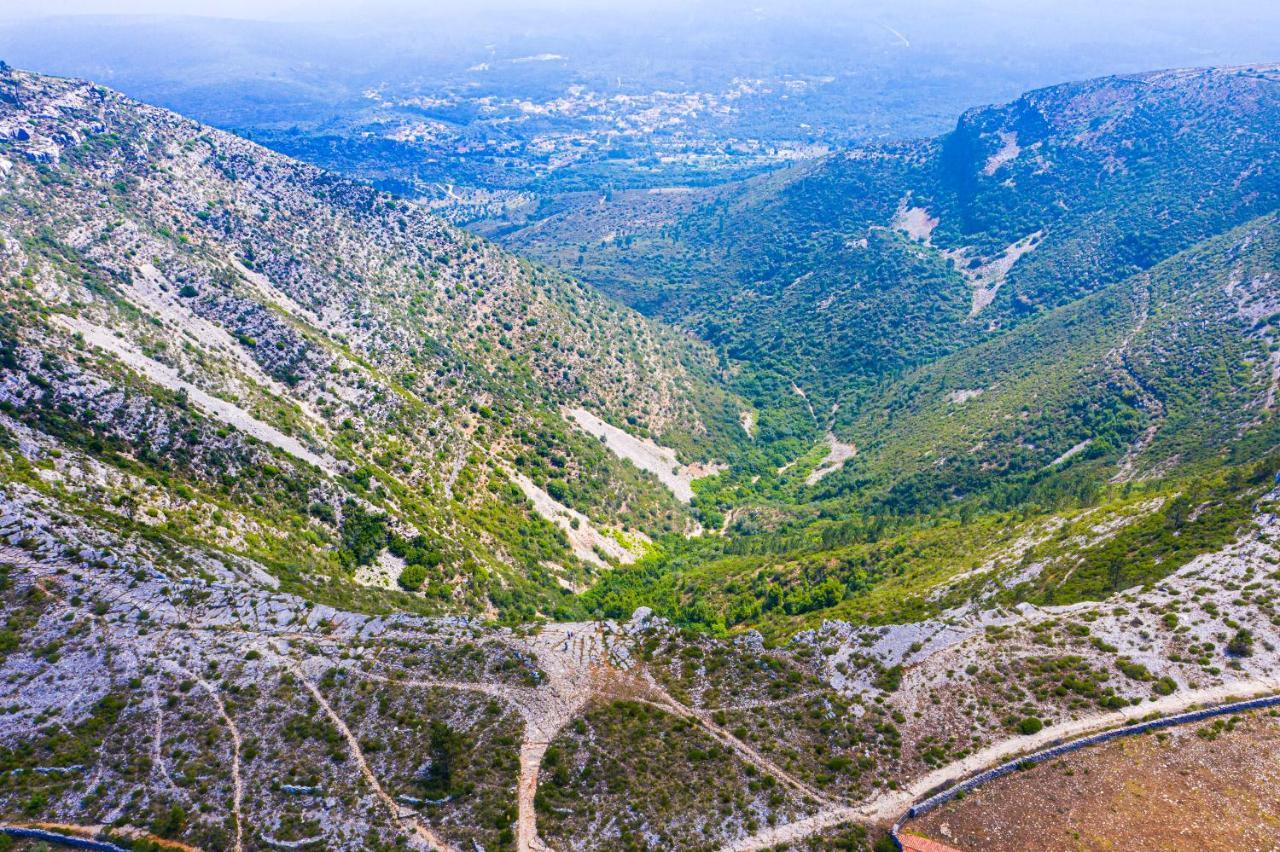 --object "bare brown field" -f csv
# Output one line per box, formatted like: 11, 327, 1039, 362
904, 709, 1280, 851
